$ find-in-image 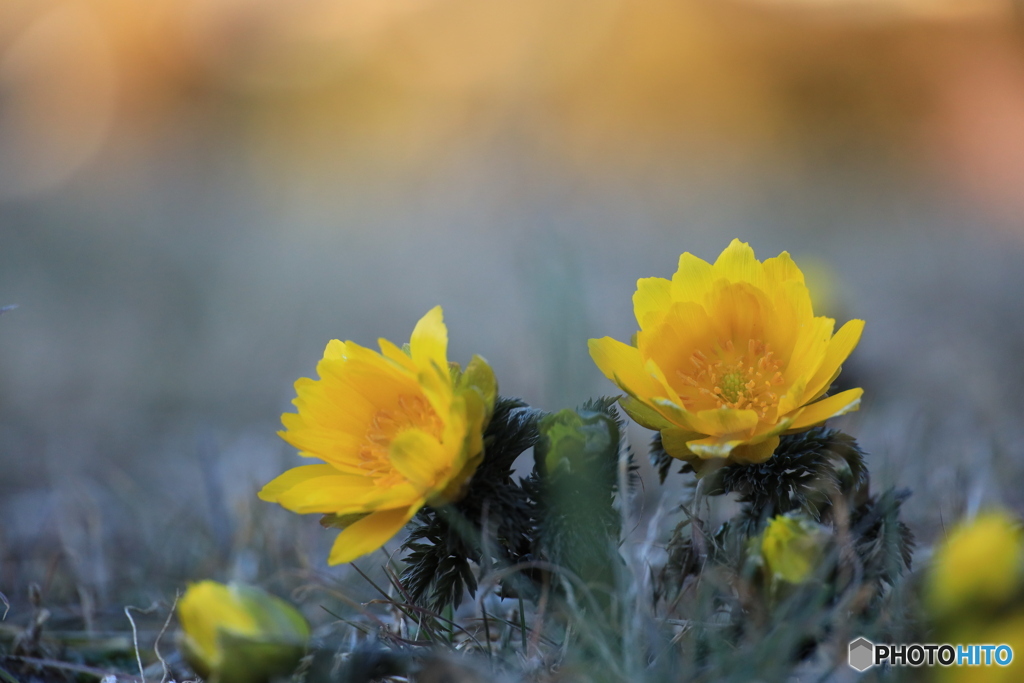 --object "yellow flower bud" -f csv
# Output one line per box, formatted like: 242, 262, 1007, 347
760, 514, 828, 584
927, 511, 1023, 619
177, 581, 310, 683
